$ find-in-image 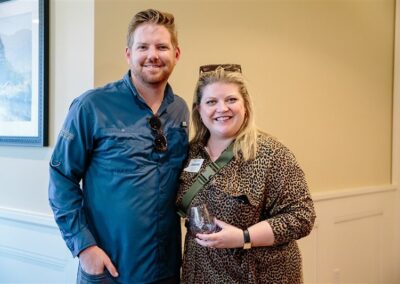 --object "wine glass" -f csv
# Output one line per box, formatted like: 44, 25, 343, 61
188, 203, 217, 237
